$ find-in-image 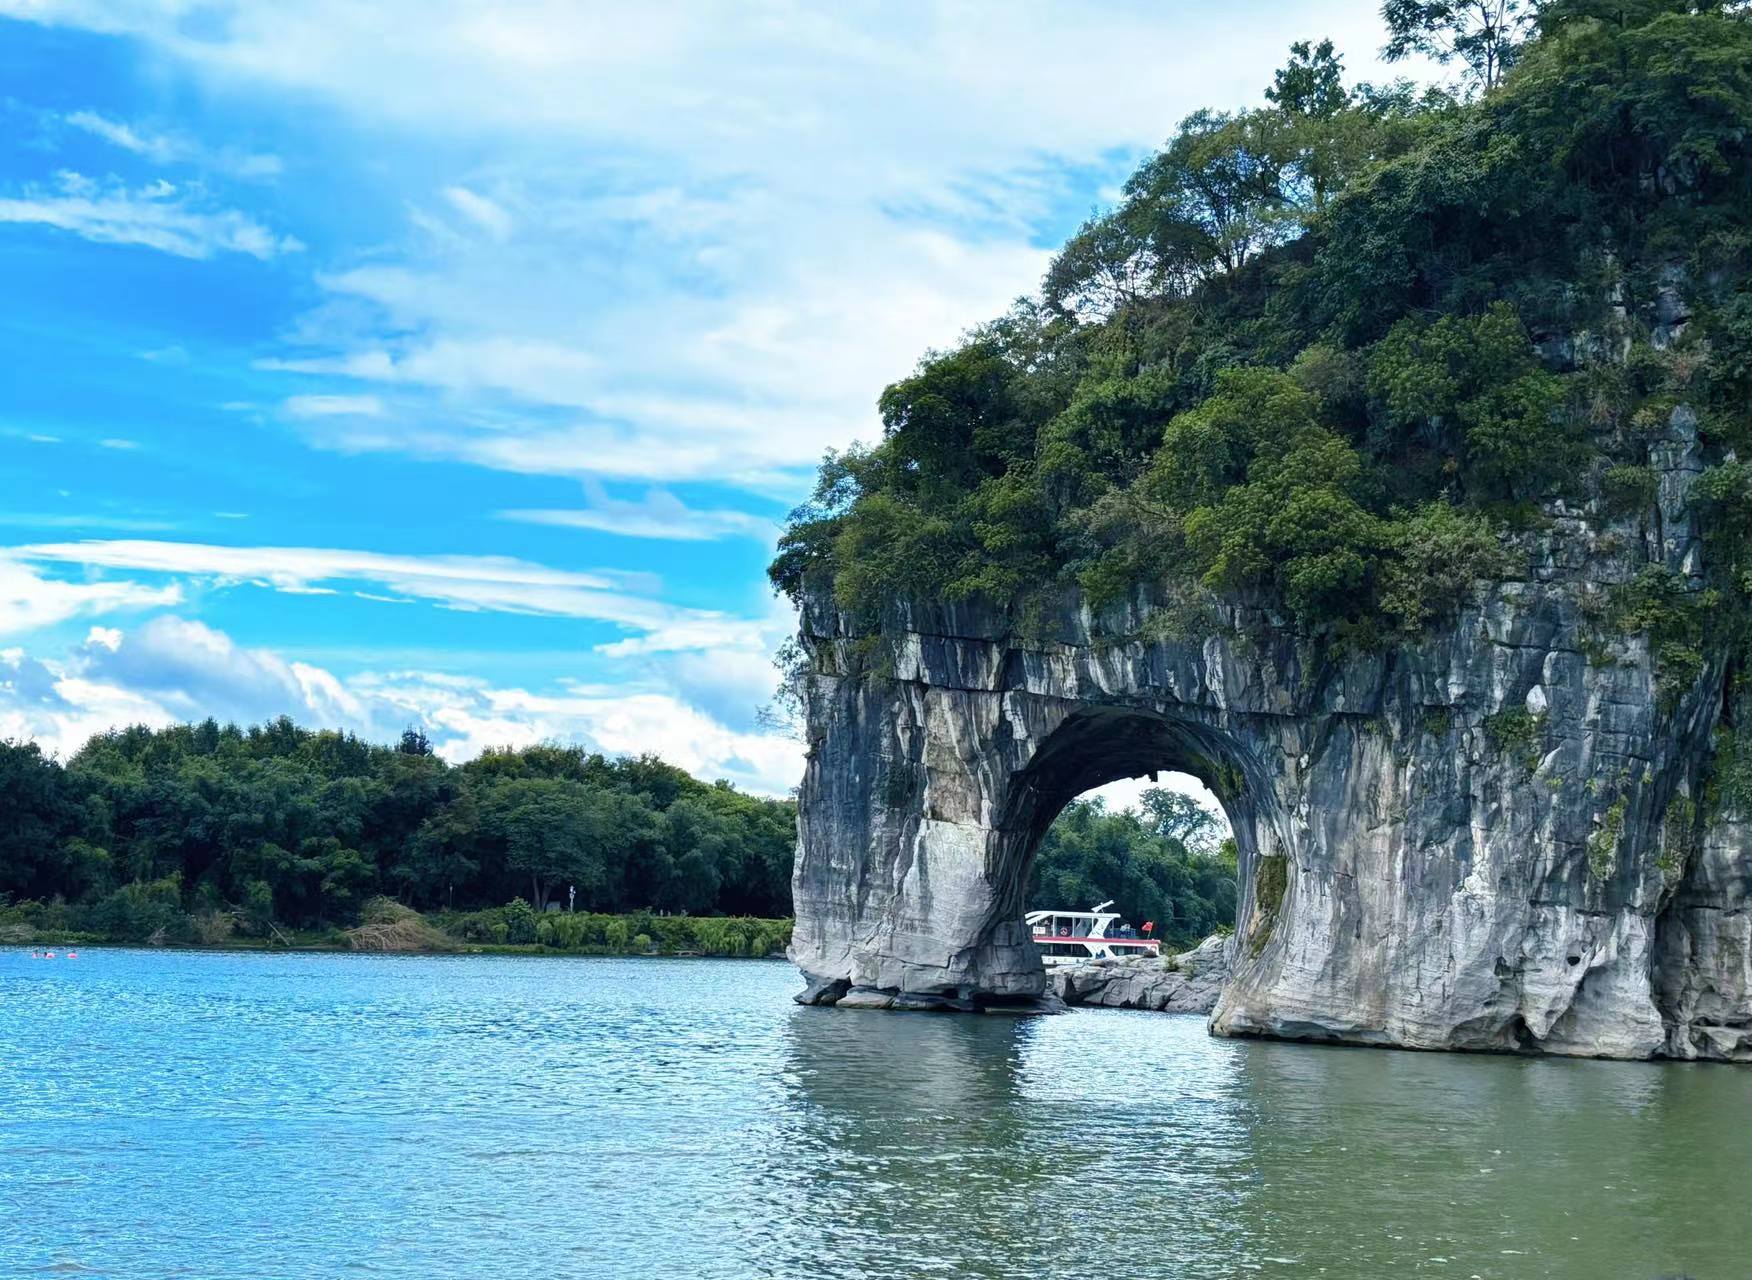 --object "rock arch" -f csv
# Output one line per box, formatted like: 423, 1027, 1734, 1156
787, 562, 1745, 1057
991, 707, 1283, 983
